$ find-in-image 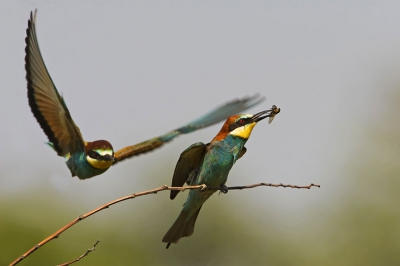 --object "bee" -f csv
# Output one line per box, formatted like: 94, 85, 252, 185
268, 105, 280, 124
